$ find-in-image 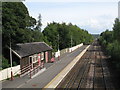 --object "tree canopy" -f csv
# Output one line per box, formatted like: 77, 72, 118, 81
2, 2, 44, 69
2, 2, 44, 51
43, 22, 93, 51
2, 2, 93, 68
99, 18, 120, 71
2, 2, 36, 48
